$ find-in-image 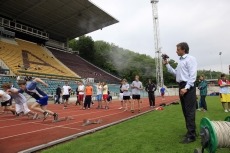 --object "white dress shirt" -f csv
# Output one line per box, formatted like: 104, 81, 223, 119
166, 54, 197, 89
